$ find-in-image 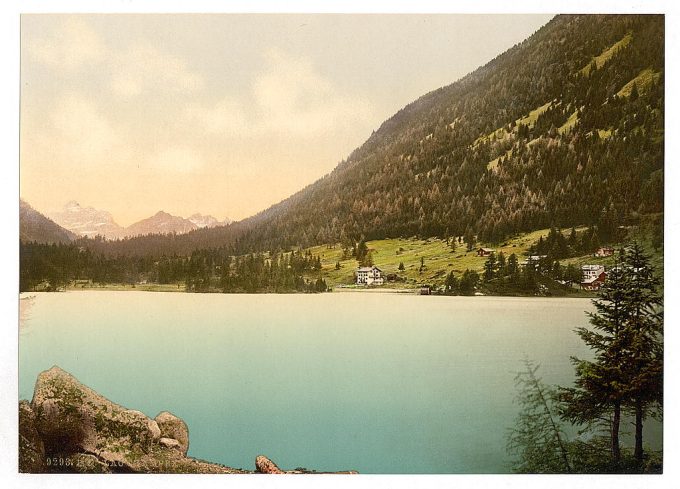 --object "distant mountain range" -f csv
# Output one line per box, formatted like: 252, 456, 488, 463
28, 201, 232, 241
123, 210, 228, 238
20, 199, 76, 244
47, 201, 124, 239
